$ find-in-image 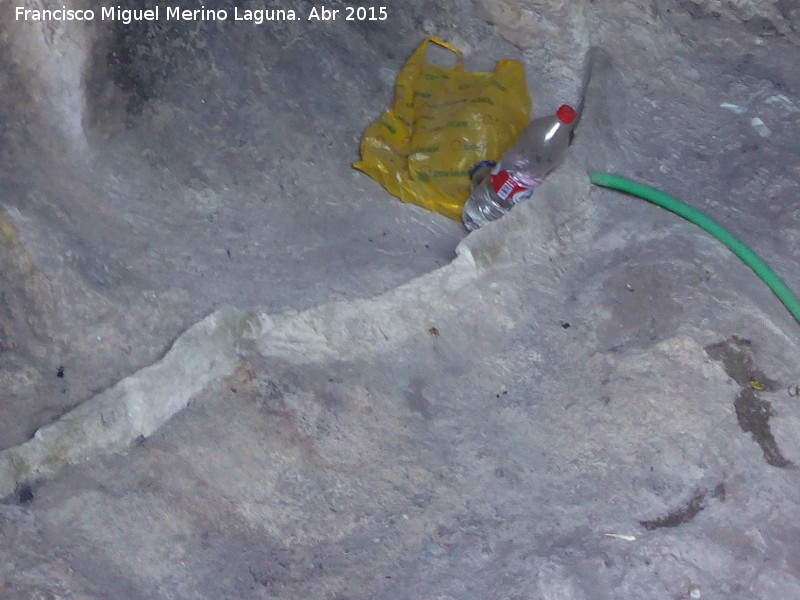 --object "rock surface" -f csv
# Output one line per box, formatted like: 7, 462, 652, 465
1, 1, 799, 598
